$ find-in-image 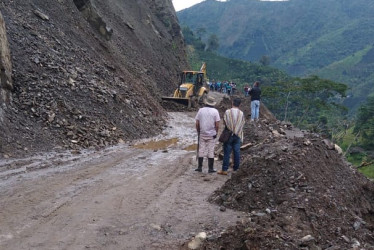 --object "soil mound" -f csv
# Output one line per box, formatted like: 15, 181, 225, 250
215, 94, 276, 123
202, 118, 374, 249
160, 100, 198, 112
